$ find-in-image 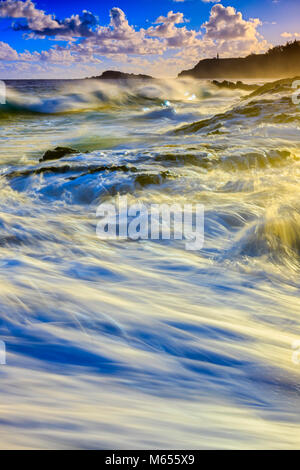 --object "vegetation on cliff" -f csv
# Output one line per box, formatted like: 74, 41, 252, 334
178, 41, 300, 79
